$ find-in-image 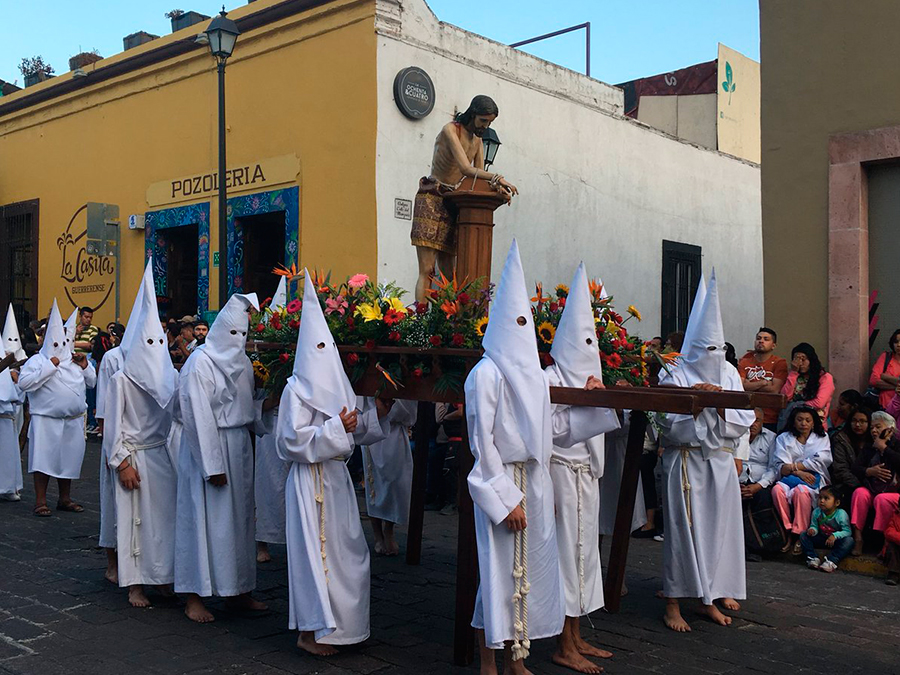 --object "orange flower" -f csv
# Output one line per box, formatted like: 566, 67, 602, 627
530, 282, 550, 305
441, 300, 459, 318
